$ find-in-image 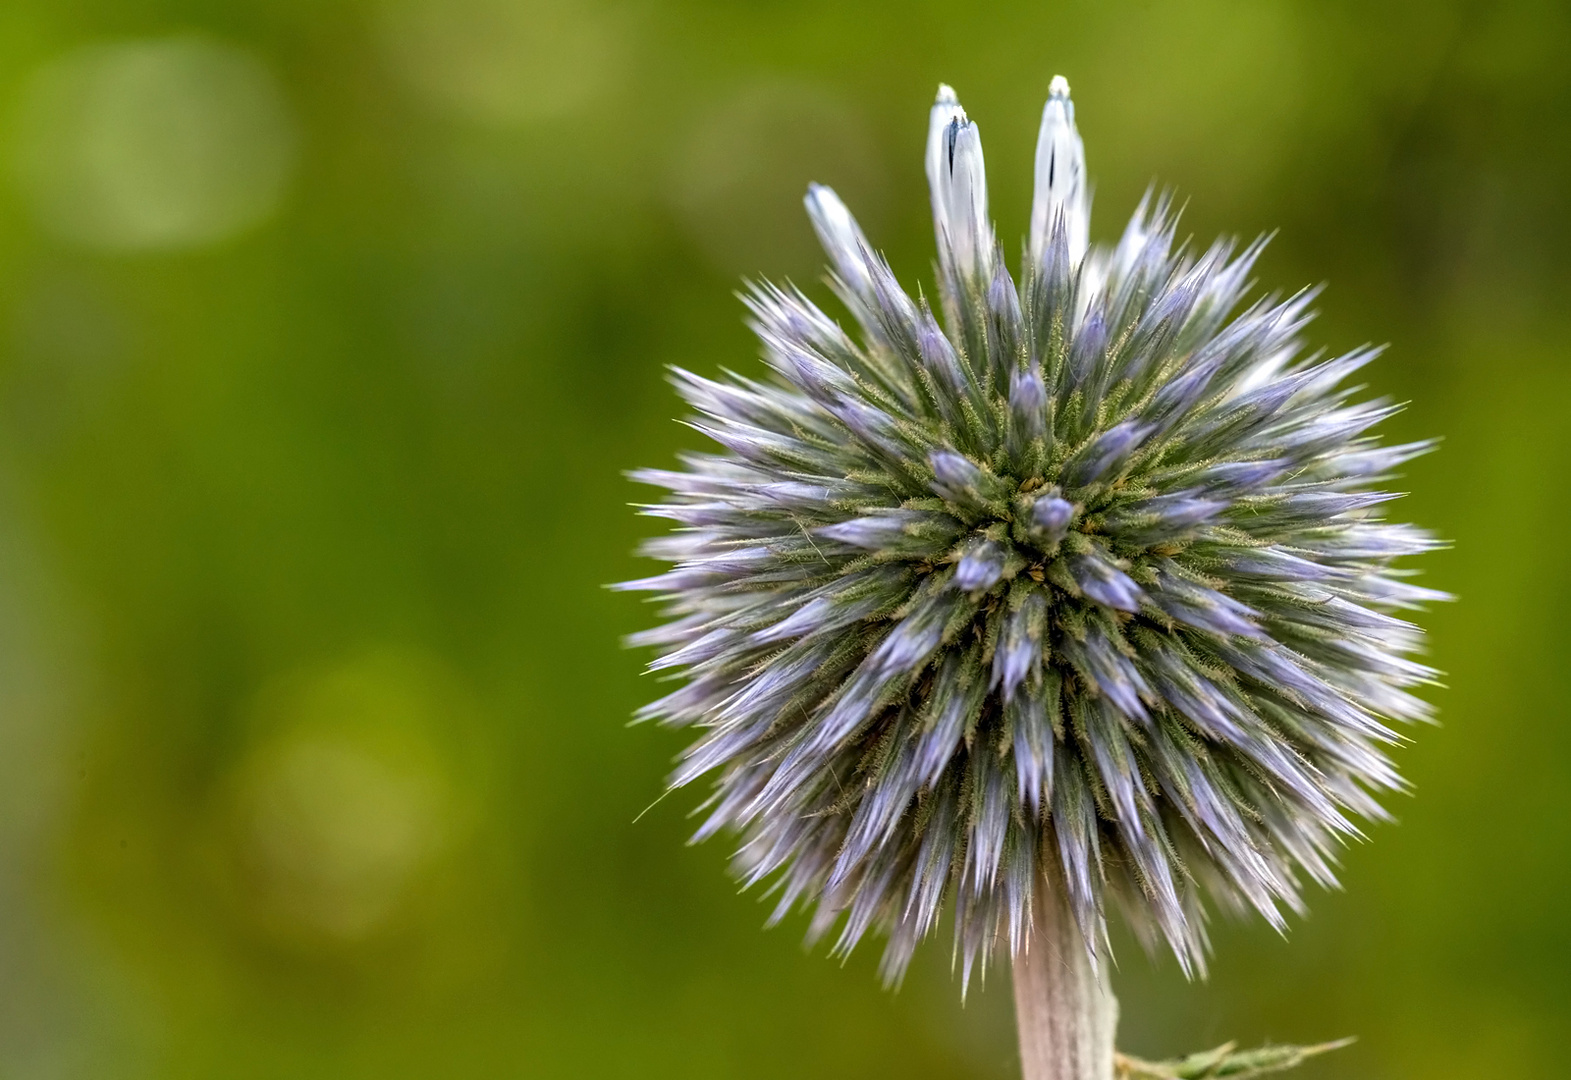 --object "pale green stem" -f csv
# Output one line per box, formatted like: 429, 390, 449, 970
1011, 867, 1119, 1080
